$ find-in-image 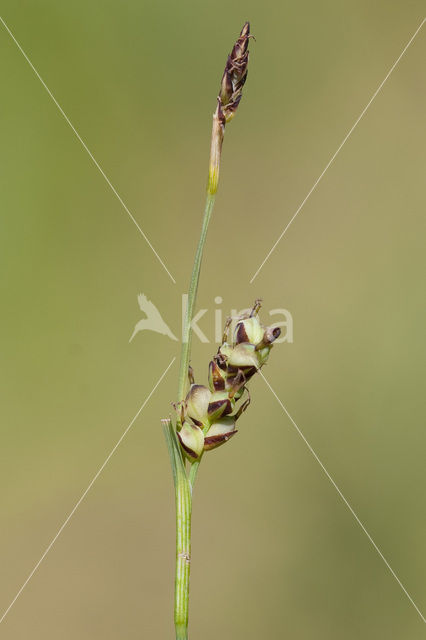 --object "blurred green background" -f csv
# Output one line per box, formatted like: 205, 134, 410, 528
0, 1, 425, 638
